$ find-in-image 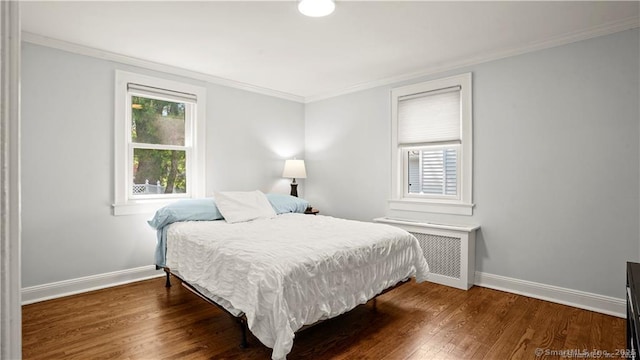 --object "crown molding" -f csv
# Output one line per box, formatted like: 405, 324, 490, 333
304, 16, 640, 103
21, 31, 305, 104
20, 14, 639, 105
